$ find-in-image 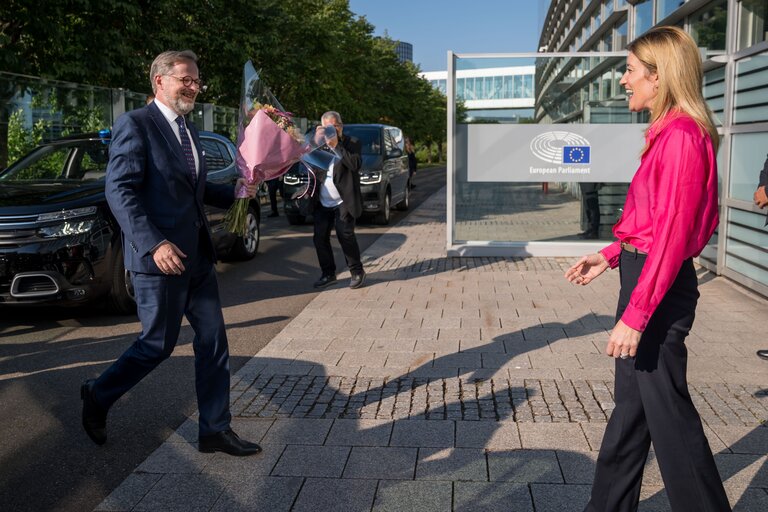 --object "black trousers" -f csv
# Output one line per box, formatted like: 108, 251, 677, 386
92, 234, 231, 436
586, 250, 730, 512
267, 178, 283, 214
313, 205, 362, 276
